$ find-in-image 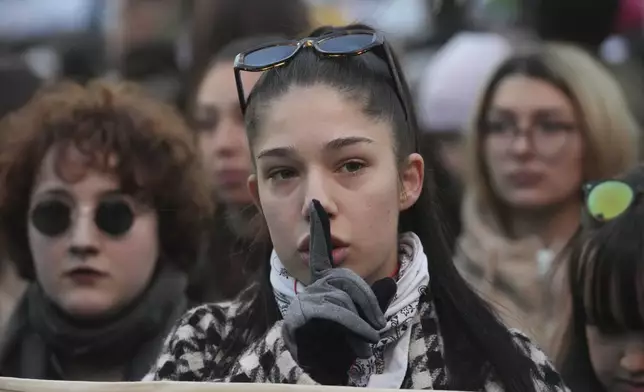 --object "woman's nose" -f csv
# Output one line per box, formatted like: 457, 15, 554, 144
68, 206, 100, 259
212, 120, 247, 158
621, 344, 644, 374
300, 170, 338, 220
507, 131, 533, 157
